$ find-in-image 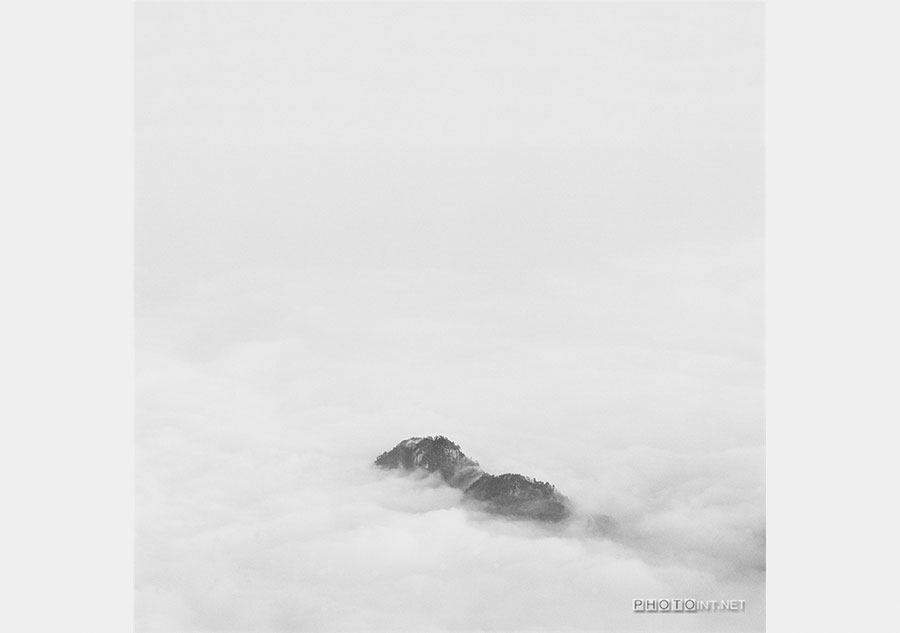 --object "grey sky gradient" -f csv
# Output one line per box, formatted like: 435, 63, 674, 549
136, 3, 764, 631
